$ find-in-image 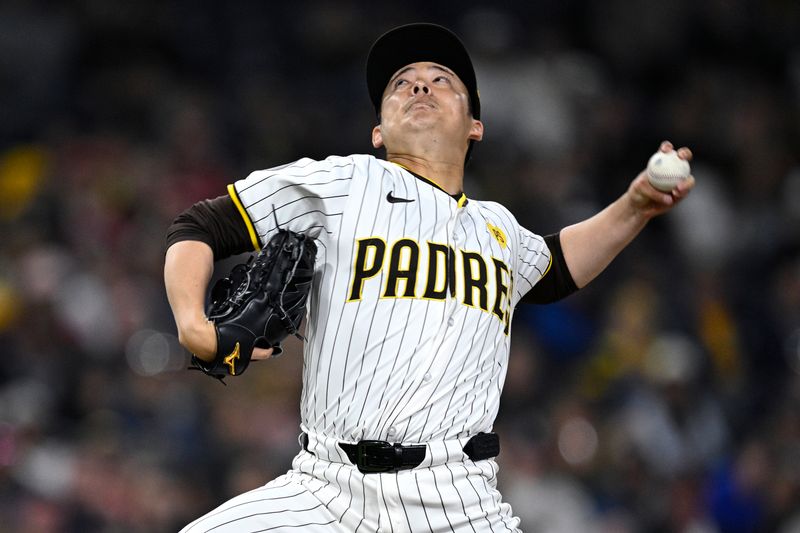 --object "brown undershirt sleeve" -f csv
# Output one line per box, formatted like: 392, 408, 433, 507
165, 194, 258, 260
